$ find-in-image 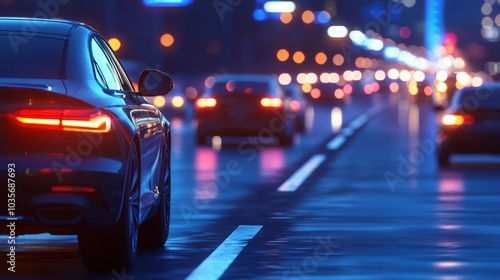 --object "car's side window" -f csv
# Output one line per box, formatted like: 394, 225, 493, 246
95, 38, 135, 92
90, 38, 123, 91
